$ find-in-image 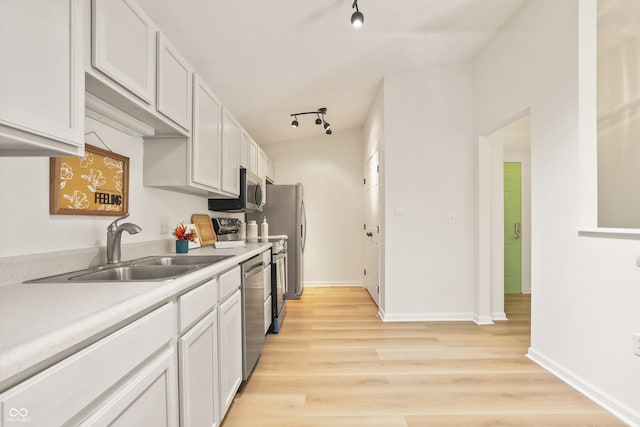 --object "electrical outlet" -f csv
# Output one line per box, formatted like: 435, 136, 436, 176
634, 333, 640, 357
160, 216, 169, 234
